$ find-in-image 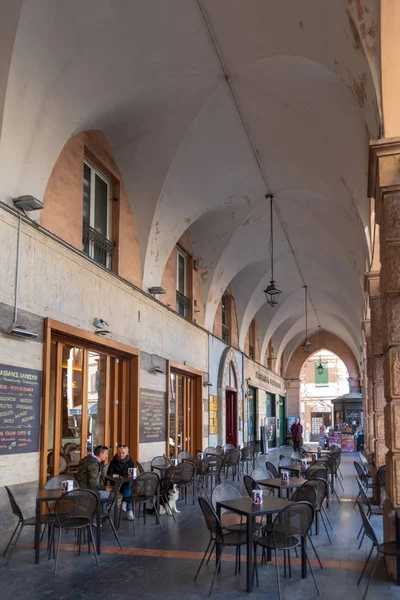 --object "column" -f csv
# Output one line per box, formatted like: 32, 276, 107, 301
362, 319, 372, 453
285, 379, 300, 417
